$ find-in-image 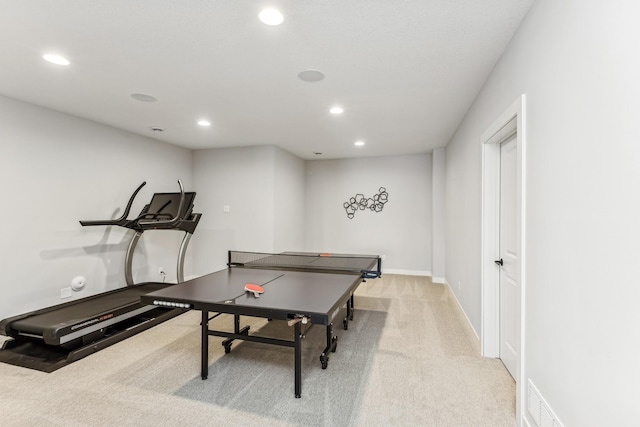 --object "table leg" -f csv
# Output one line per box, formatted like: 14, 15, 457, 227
201, 310, 208, 380
320, 322, 338, 369
344, 294, 355, 330
350, 294, 355, 320
222, 314, 249, 353
294, 321, 302, 398
234, 313, 240, 333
